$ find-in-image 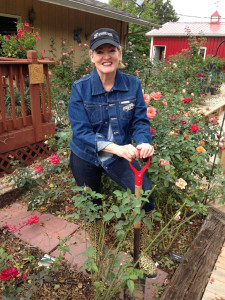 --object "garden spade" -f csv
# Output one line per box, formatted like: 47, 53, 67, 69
129, 151, 151, 265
